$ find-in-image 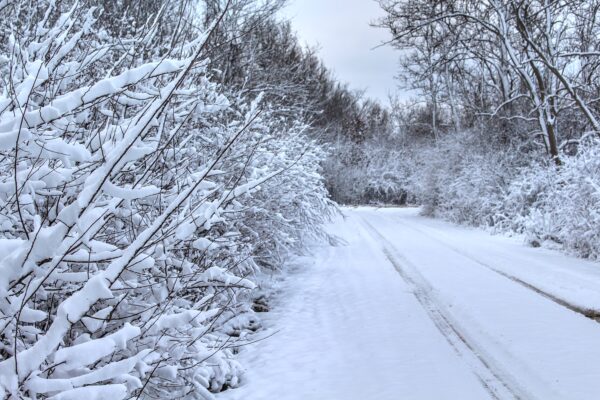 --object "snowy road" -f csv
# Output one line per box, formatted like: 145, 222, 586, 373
225, 208, 600, 400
